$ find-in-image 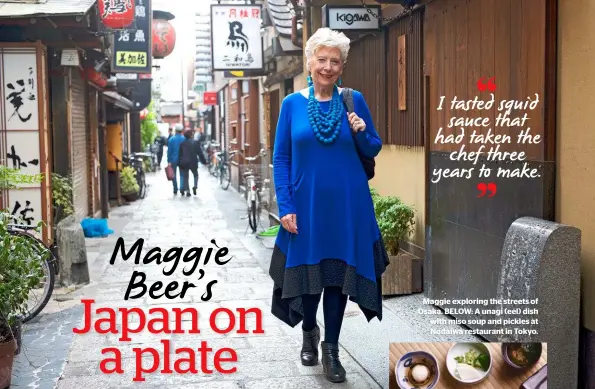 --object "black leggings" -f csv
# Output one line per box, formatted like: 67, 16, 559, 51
302, 287, 348, 344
